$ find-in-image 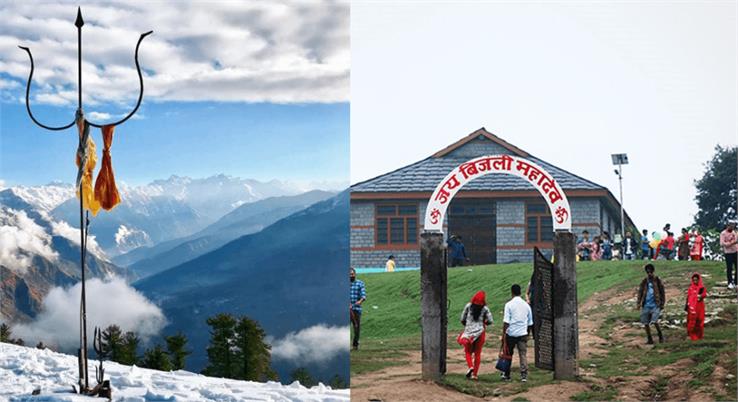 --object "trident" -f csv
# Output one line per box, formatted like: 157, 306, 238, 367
18, 7, 151, 394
